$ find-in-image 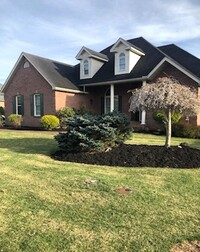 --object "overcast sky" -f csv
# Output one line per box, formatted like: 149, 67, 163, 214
0, 0, 200, 84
